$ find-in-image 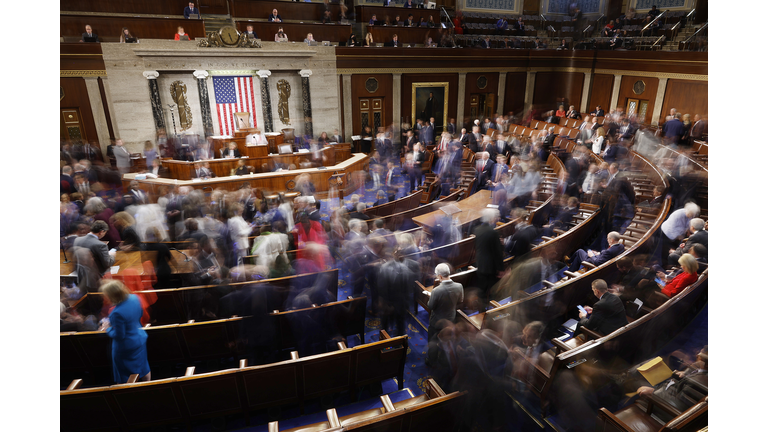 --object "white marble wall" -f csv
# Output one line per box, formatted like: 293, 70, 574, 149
157, 73, 206, 138
100, 40, 341, 153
